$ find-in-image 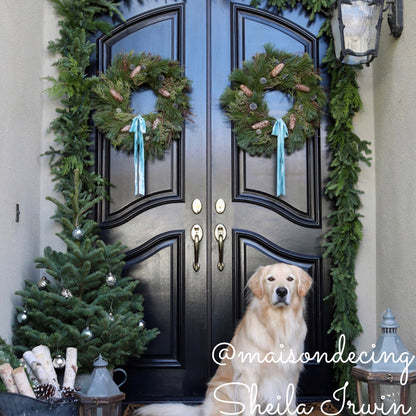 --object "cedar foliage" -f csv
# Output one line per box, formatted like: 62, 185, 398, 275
13, 0, 158, 372
252, 0, 371, 397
